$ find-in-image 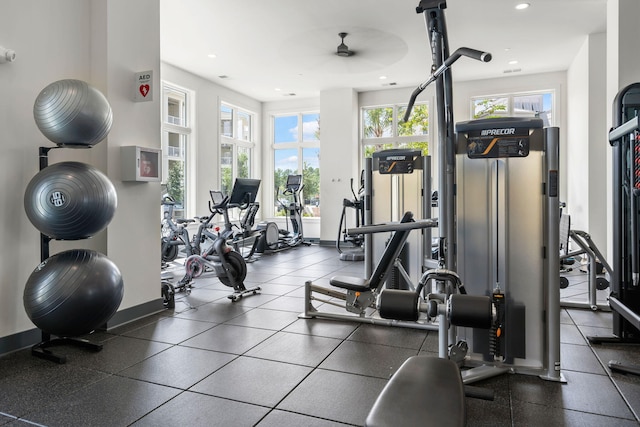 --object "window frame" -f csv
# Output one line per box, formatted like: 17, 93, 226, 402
470, 90, 556, 126
271, 111, 321, 218
360, 101, 430, 157
161, 82, 194, 219
219, 102, 257, 215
